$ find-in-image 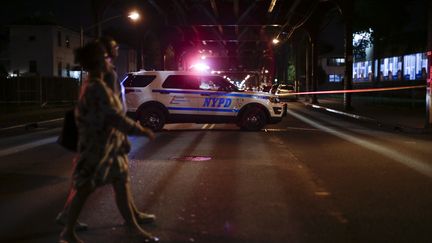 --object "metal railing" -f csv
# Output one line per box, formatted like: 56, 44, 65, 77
0, 76, 79, 106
